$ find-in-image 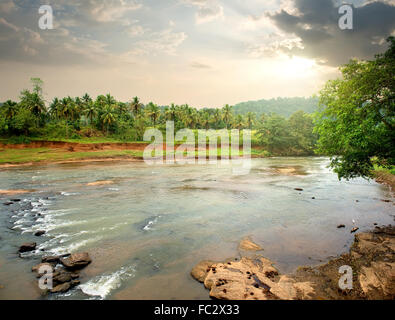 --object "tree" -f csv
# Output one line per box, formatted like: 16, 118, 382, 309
101, 105, 116, 134
257, 114, 294, 155
233, 114, 245, 130
145, 102, 160, 127
289, 111, 317, 155
130, 96, 143, 116
246, 112, 256, 129
84, 101, 97, 134
2, 100, 18, 120
222, 104, 233, 129
314, 37, 395, 179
